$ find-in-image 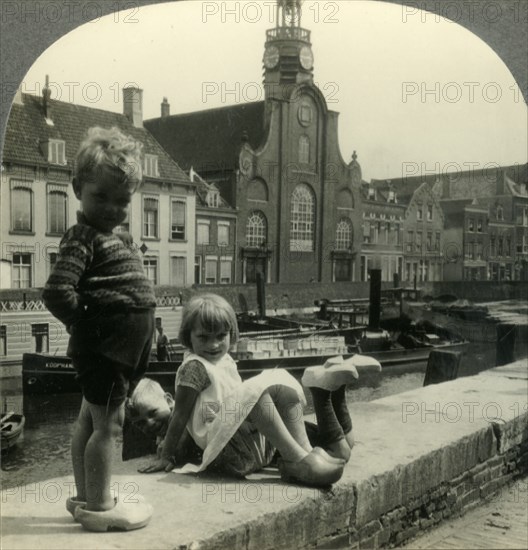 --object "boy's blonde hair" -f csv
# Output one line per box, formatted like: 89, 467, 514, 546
75, 126, 143, 190
126, 378, 165, 419
178, 294, 239, 349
